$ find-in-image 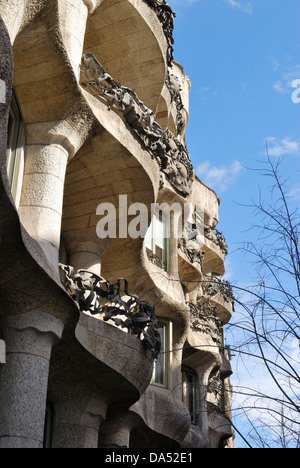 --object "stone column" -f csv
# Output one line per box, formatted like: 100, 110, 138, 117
195, 356, 221, 446
168, 210, 179, 278
98, 413, 139, 449
0, 311, 64, 448
52, 394, 107, 449
51, 241, 107, 448
18, 141, 69, 272
68, 240, 107, 277
18, 117, 92, 275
